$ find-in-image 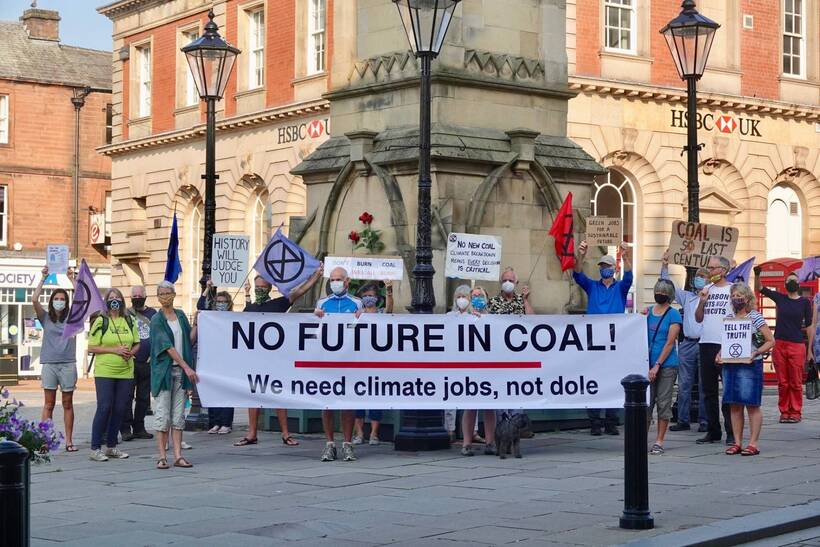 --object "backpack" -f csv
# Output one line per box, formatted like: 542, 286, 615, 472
91, 314, 134, 337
